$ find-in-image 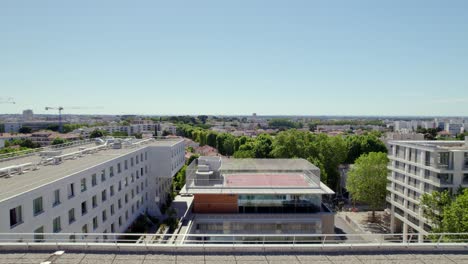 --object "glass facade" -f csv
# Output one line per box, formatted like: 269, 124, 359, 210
196, 221, 321, 235
238, 194, 321, 214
